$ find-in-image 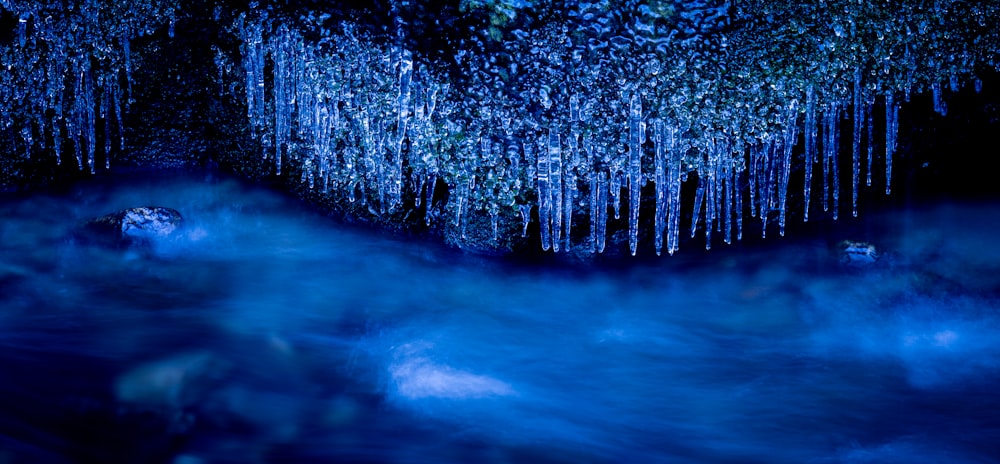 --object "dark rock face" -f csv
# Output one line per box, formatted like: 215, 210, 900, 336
76, 207, 184, 248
